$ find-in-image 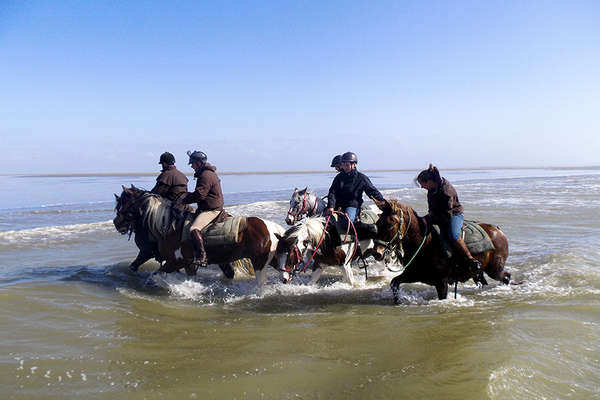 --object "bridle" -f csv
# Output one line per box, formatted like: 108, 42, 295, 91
280, 211, 358, 281
115, 191, 148, 236
287, 191, 319, 220
374, 205, 428, 271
